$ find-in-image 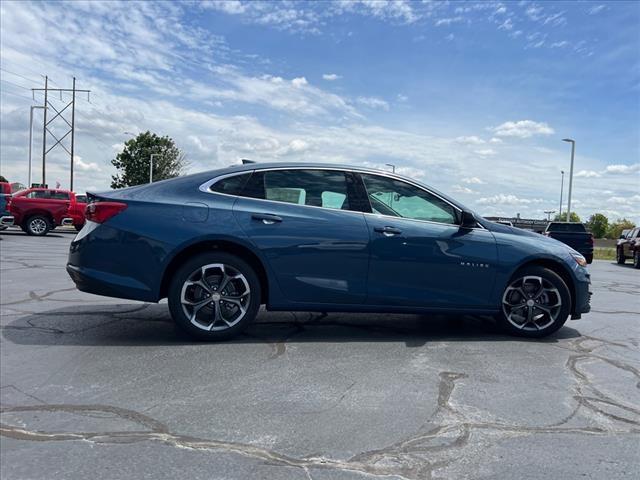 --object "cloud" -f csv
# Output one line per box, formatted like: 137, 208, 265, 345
322, 73, 341, 81
604, 164, 640, 175
476, 194, 544, 206
73, 156, 102, 172
462, 177, 485, 185
489, 137, 503, 144
587, 5, 606, 15
356, 96, 390, 111
435, 17, 463, 27
456, 136, 485, 145
575, 170, 601, 178
474, 148, 496, 156
291, 76, 308, 87
396, 94, 408, 102
492, 120, 555, 138
452, 185, 476, 194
